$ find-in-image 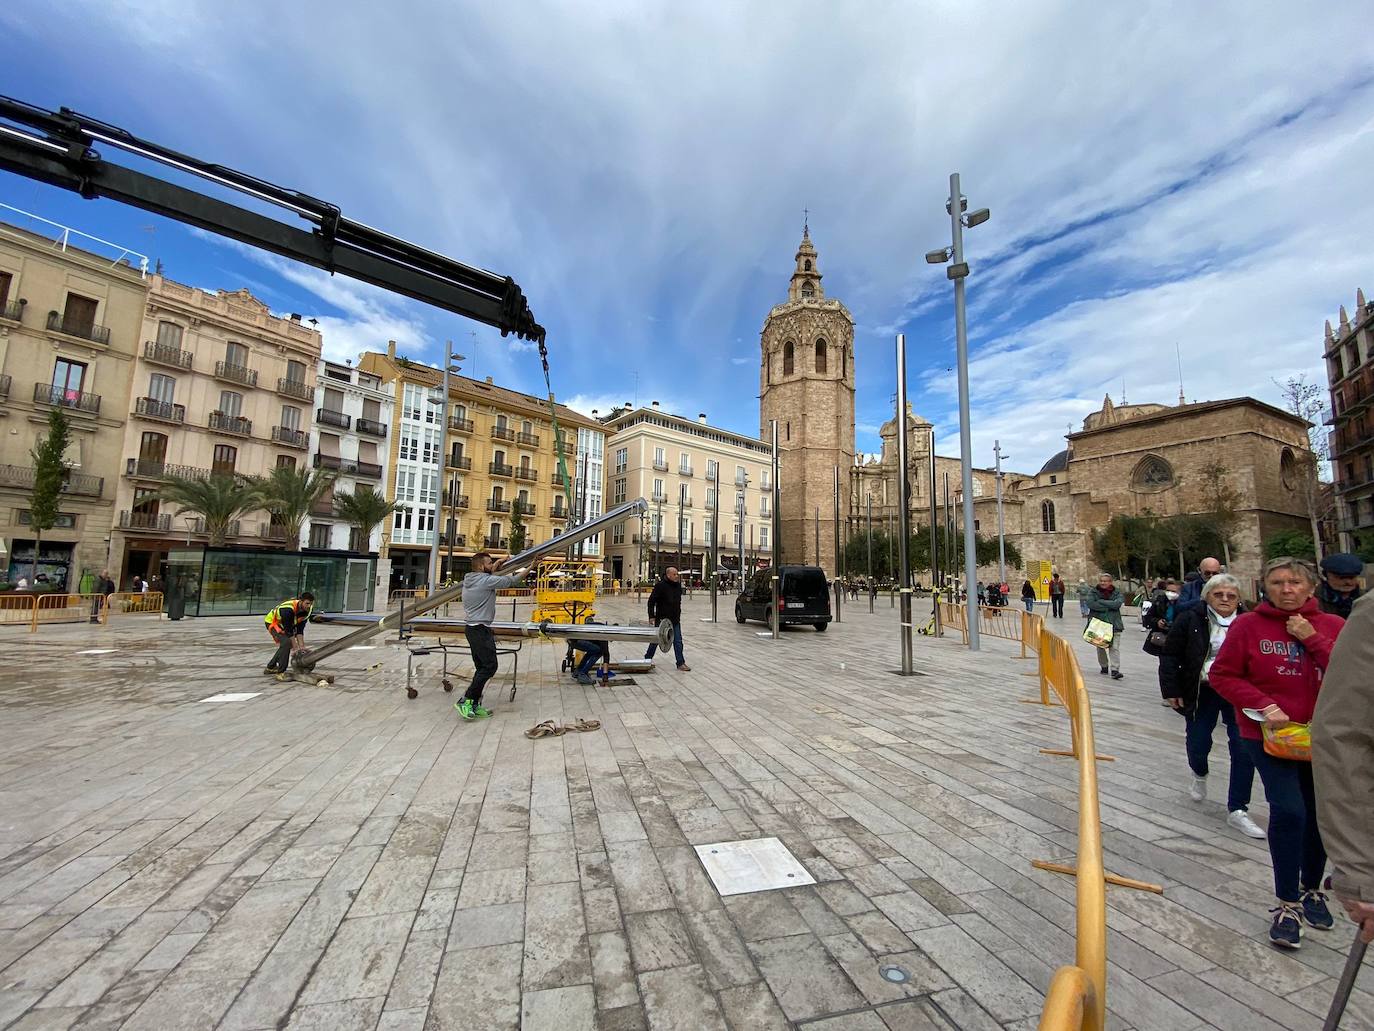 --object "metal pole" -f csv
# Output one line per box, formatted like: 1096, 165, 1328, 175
677, 483, 685, 580
867, 493, 873, 613
888, 509, 894, 607
636, 511, 644, 602
814, 507, 819, 564
943, 472, 951, 600
949, 172, 981, 651
929, 428, 941, 637
994, 439, 1006, 587
832, 465, 842, 623
737, 471, 748, 591
710, 470, 719, 622
577, 446, 589, 560
654, 495, 662, 580
770, 420, 780, 640
896, 334, 914, 673
427, 344, 451, 591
